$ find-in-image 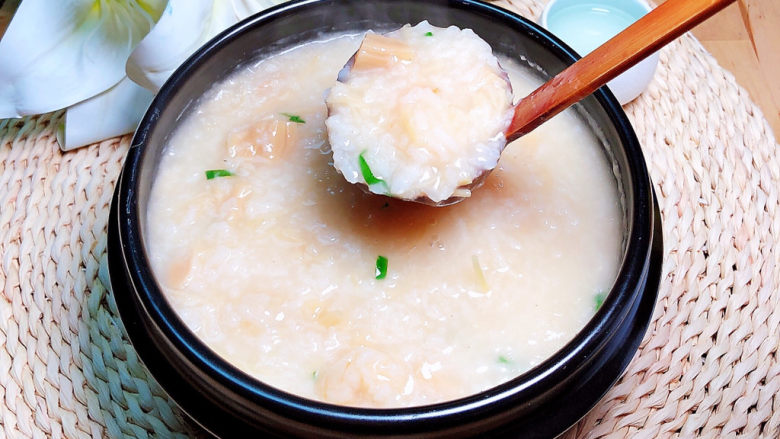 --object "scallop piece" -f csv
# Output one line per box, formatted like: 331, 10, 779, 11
326, 21, 514, 204
226, 115, 298, 161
